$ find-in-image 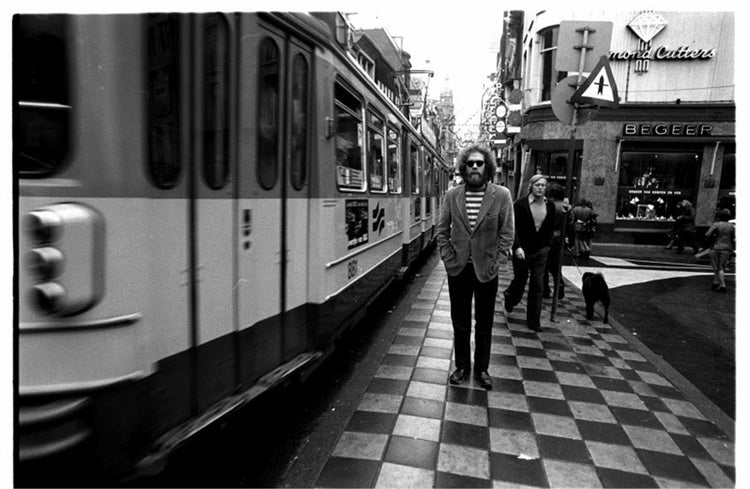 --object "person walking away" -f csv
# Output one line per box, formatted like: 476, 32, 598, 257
503, 174, 556, 331
570, 199, 596, 260
705, 208, 735, 292
436, 144, 514, 389
544, 183, 569, 299
672, 199, 699, 254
